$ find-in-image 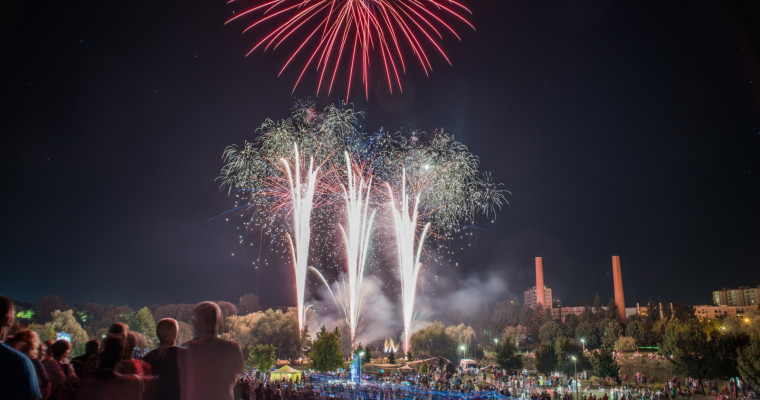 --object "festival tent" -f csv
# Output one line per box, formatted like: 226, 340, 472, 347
398, 364, 414, 373
270, 365, 302, 380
